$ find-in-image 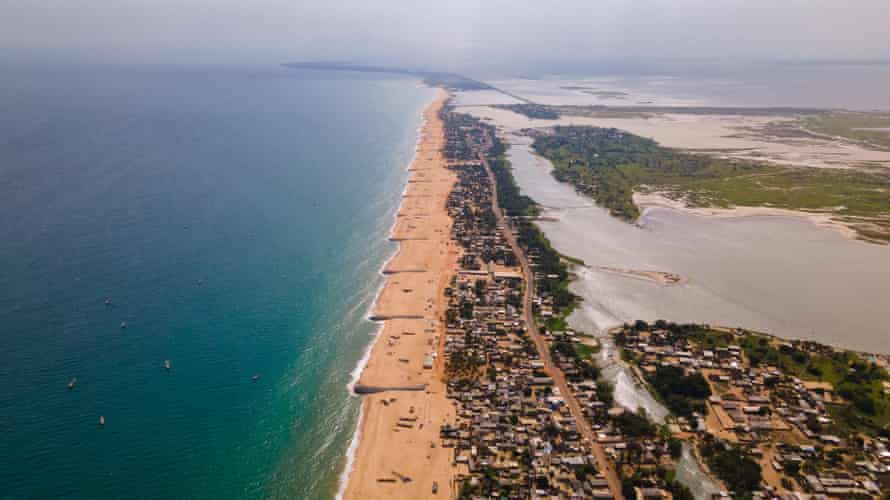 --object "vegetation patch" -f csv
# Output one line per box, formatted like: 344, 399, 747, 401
645, 365, 711, 419
800, 111, 890, 151
532, 126, 890, 242
494, 103, 560, 120
699, 435, 762, 499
